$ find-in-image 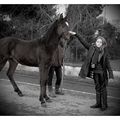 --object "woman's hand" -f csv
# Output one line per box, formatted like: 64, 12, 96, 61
91, 64, 95, 68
